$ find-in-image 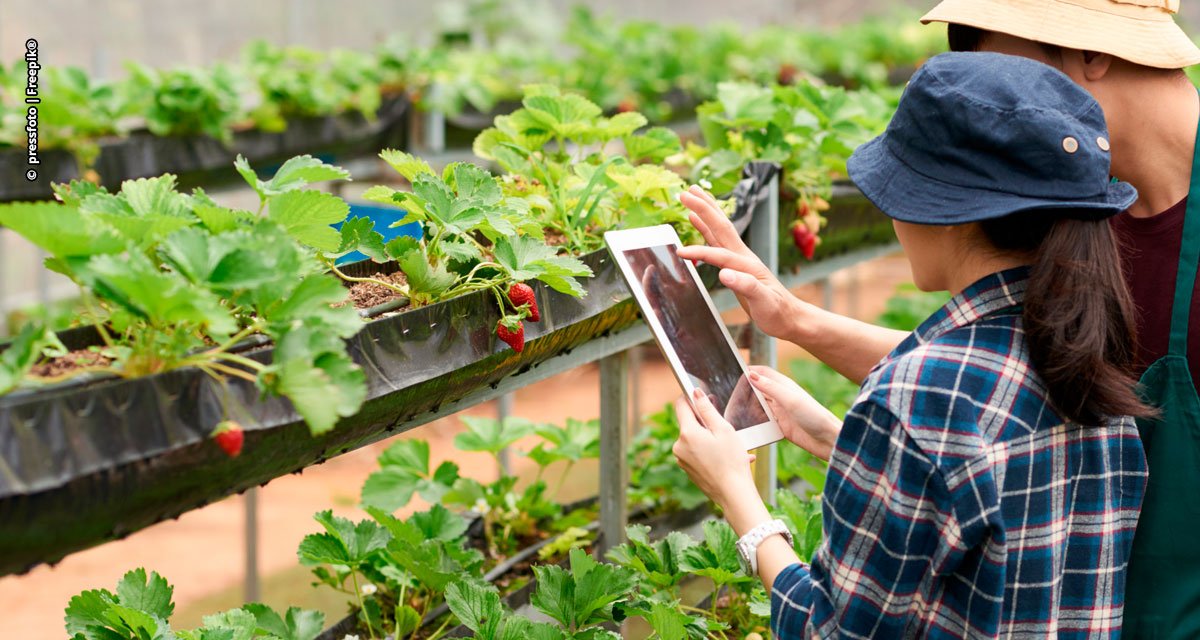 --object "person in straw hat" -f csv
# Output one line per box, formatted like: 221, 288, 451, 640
673, 51, 1150, 639
680, 1, 1200, 636
926, 3, 1200, 637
